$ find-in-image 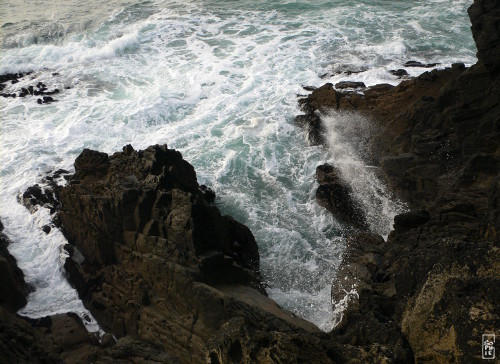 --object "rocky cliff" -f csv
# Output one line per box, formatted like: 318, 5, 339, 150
52, 144, 342, 363
297, 0, 499, 362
